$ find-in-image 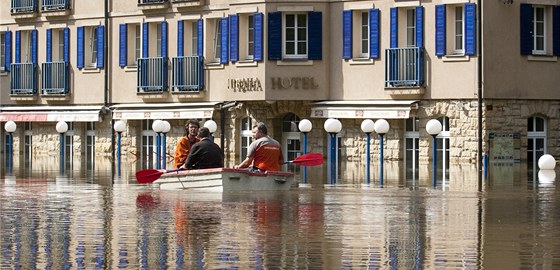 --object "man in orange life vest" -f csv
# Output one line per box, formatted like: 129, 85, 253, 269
234, 122, 284, 172
173, 119, 200, 169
